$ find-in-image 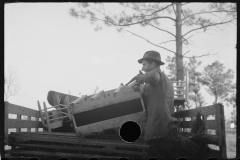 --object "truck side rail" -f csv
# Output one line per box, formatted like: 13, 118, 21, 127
172, 103, 227, 159
4, 101, 43, 145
